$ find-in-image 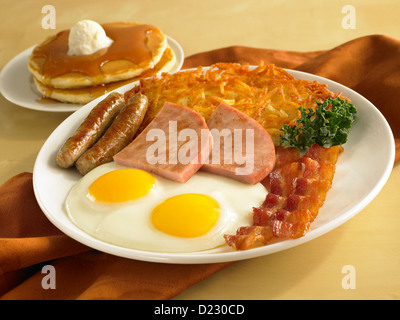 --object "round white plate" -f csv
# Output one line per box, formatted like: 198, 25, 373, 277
33, 67, 395, 264
0, 36, 184, 113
